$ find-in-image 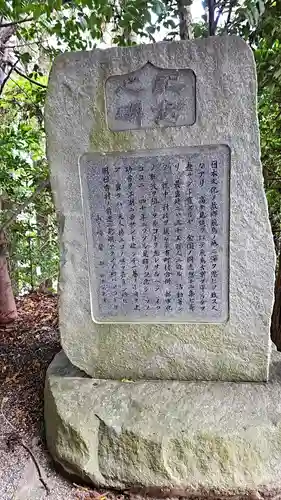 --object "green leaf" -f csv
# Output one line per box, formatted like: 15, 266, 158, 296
152, 0, 165, 16
20, 52, 33, 64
